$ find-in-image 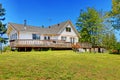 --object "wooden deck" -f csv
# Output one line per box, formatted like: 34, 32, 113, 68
10, 39, 72, 48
